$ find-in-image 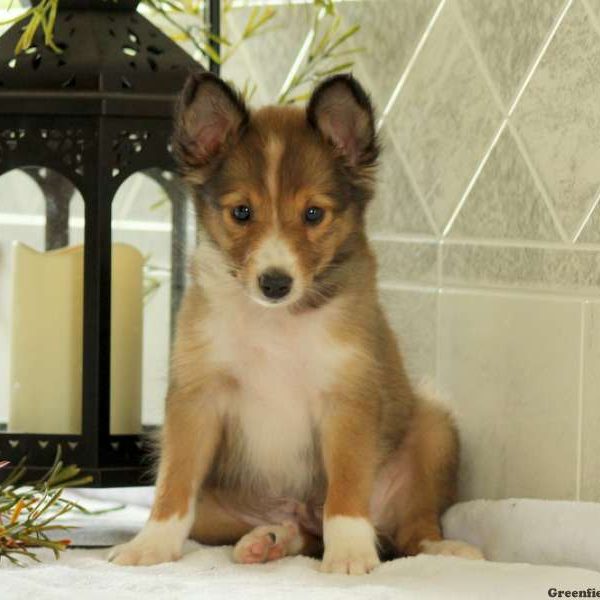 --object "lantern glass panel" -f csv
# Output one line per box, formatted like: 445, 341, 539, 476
0, 0, 210, 484
111, 169, 194, 432
0, 167, 85, 435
